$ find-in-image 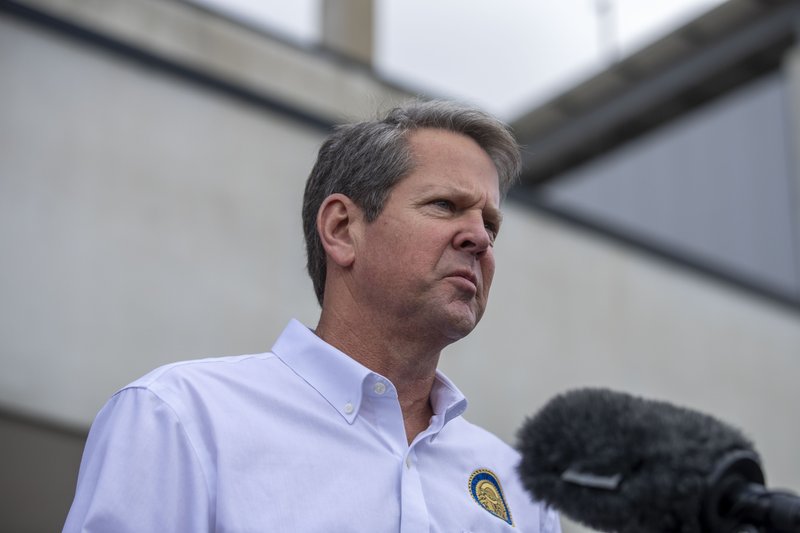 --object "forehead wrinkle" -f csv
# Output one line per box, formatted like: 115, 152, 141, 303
415, 182, 498, 202
414, 181, 502, 217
